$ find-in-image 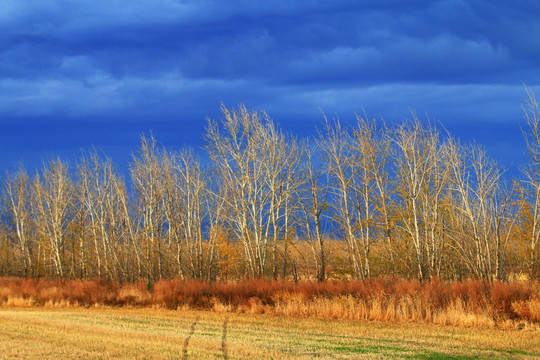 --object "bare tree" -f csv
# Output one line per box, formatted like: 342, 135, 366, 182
491, 183, 516, 280
283, 139, 306, 279
319, 115, 394, 279
300, 141, 328, 282
175, 148, 213, 279
206, 105, 296, 278
420, 140, 451, 277
115, 172, 142, 280
522, 86, 540, 278
350, 113, 393, 278
131, 135, 166, 281
4, 166, 34, 277
32, 159, 72, 279
0, 103, 534, 281
359, 117, 396, 272
448, 141, 504, 280
318, 119, 362, 278
160, 150, 184, 278
392, 117, 442, 280
78, 152, 125, 280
